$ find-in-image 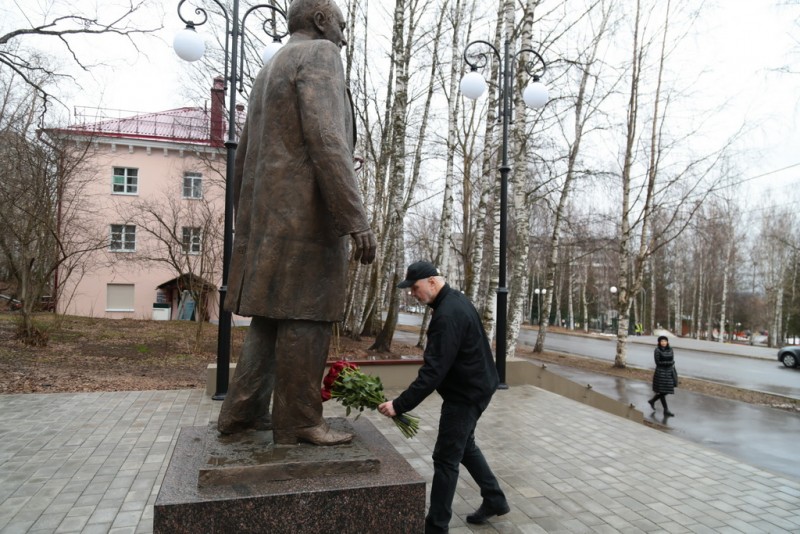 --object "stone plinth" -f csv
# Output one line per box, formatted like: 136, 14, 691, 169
199, 419, 380, 486
154, 417, 425, 534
